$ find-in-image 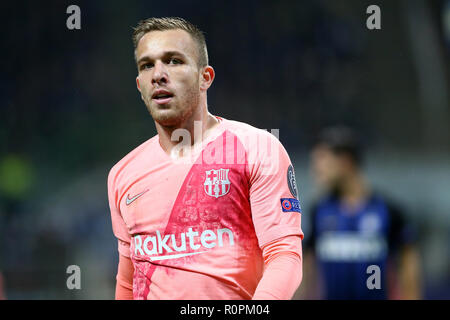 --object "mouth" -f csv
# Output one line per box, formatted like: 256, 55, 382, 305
152, 90, 174, 105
